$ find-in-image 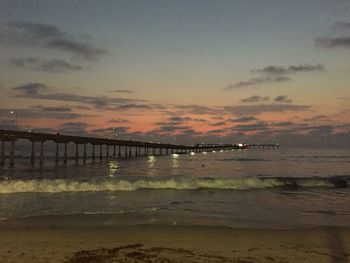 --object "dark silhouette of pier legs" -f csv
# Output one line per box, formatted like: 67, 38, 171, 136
113, 145, 116, 157
128, 147, 132, 158
75, 144, 79, 162
99, 145, 103, 160
10, 140, 15, 168
64, 143, 68, 164
106, 145, 109, 159
1, 140, 4, 166
83, 144, 87, 163
30, 141, 35, 165
40, 141, 44, 166
92, 144, 96, 160
118, 145, 121, 158
124, 146, 128, 158
55, 143, 59, 163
